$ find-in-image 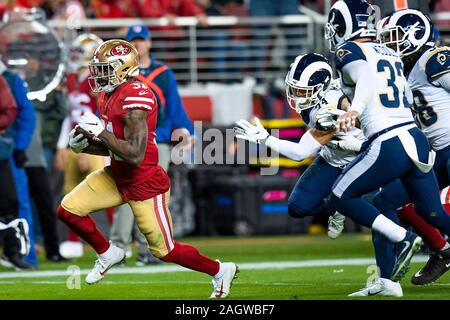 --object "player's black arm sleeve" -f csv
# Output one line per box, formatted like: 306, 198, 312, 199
97, 109, 148, 167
